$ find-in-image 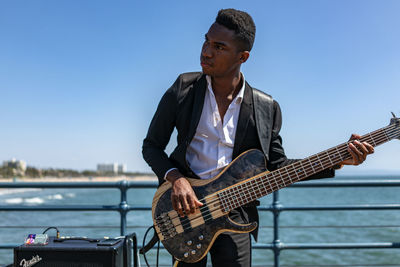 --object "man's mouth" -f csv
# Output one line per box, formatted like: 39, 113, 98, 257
200, 60, 212, 67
